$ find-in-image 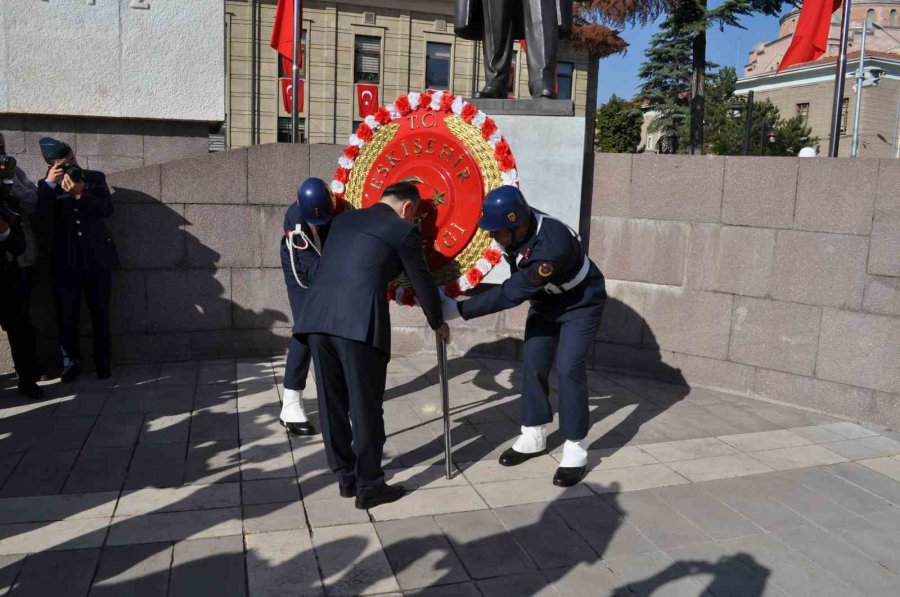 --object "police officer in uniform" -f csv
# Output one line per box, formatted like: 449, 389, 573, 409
37, 138, 119, 382
297, 181, 449, 509
278, 178, 336, 436
442, 186, 605, 487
